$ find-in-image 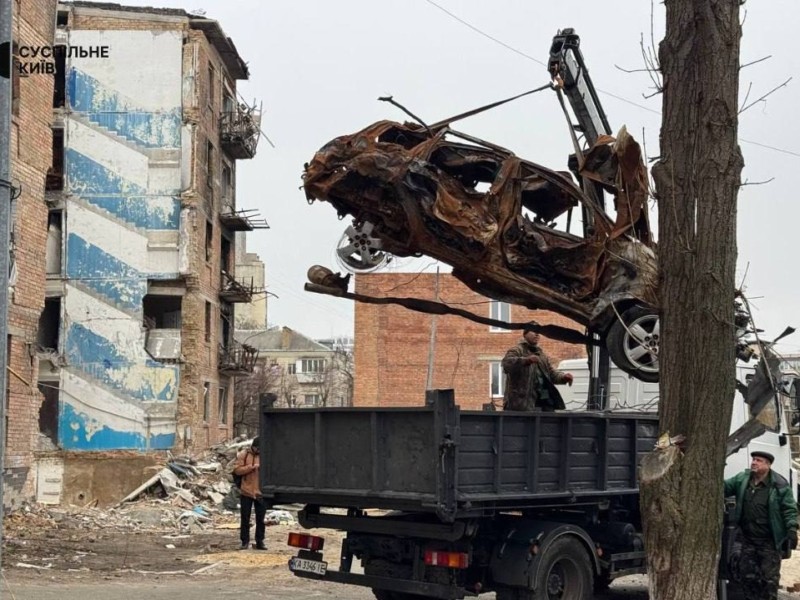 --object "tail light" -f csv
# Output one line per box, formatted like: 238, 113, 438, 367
424, 549, 469, 569
288, 532, 325, 551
